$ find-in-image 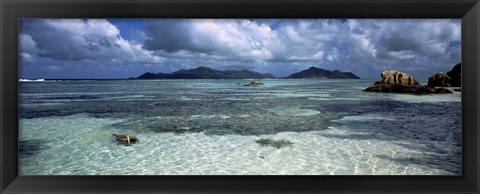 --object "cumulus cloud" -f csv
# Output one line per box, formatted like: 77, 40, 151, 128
19, 34, 38, 53
366, 20, 460, 60
19, 19, 461, 79
143, 19, 282, 61
20, 19, 165, 78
